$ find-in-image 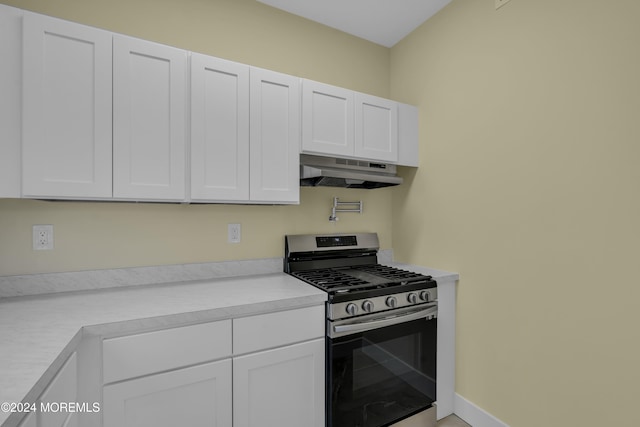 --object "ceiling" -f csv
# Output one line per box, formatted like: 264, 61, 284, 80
256, 0, 452, 48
